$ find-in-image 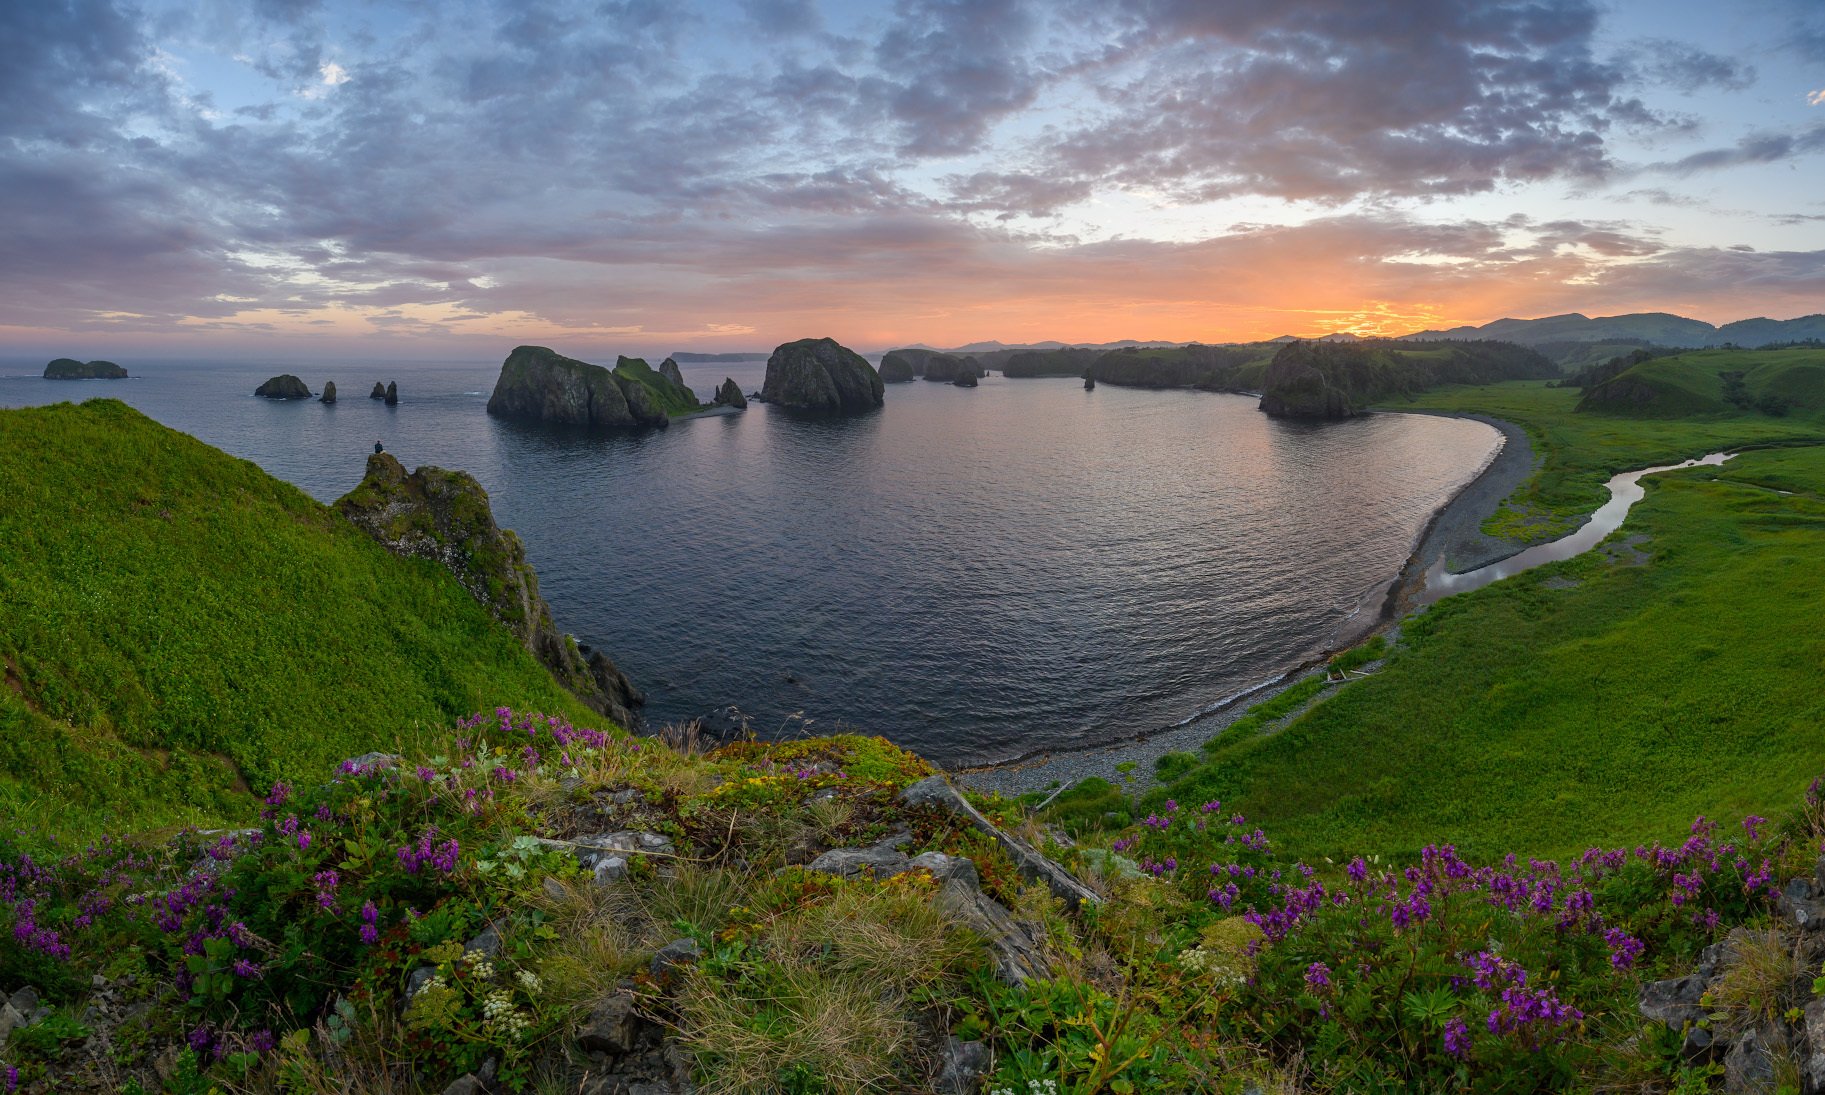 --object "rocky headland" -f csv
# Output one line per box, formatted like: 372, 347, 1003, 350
335, 452, 644, 728
759, 337, 883, 412
43, 358, 127, 380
